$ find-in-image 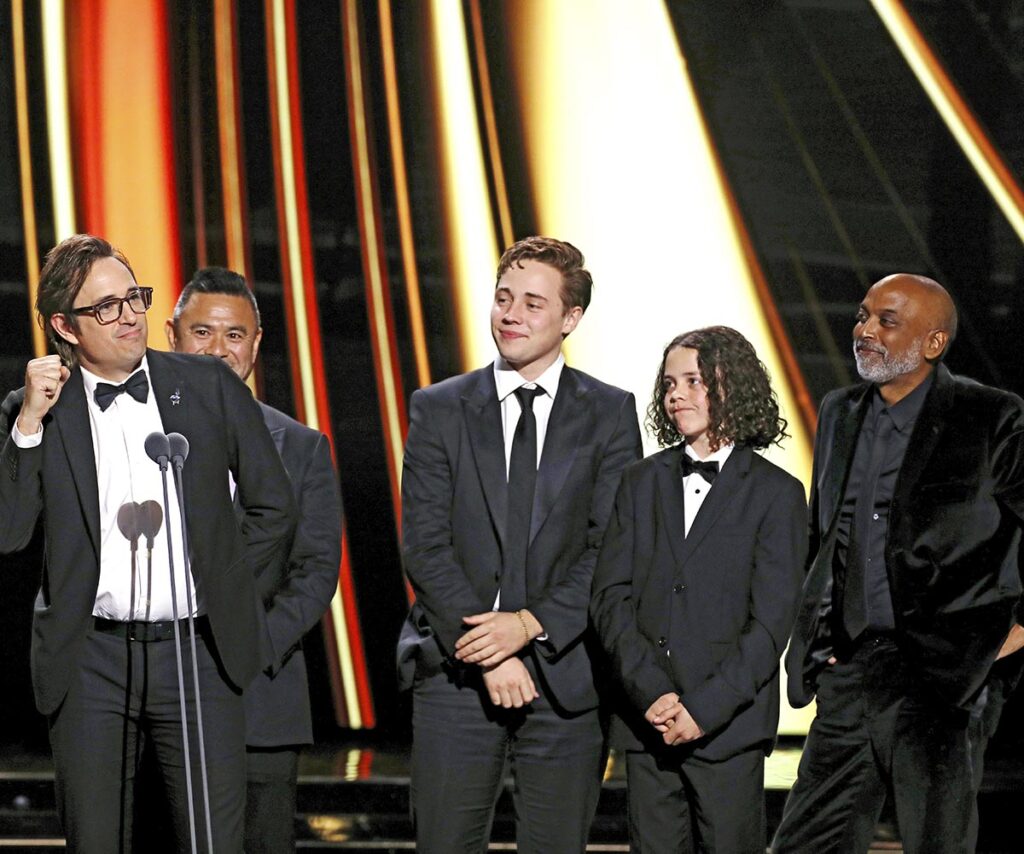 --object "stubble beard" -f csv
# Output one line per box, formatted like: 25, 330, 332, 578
853, 338, 924, 384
